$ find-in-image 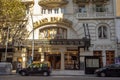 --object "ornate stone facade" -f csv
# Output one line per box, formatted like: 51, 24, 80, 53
2, 0, 119, 70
